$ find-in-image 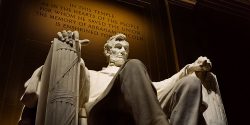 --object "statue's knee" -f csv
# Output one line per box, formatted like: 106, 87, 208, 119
180, 75, 201, 93
121, 59, 146, 76
125, 59, 144, 69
